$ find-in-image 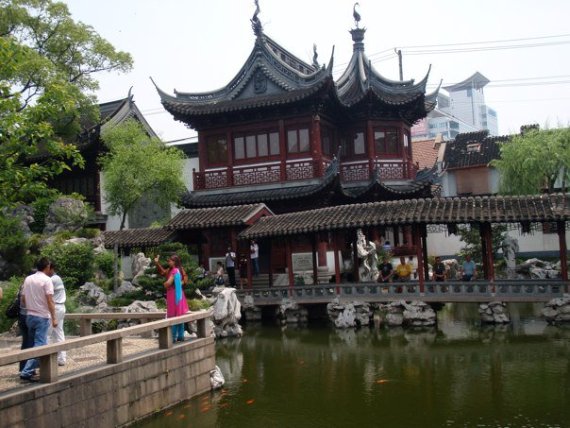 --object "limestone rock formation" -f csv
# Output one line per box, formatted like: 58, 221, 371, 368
379, 300, 436, 327
542, 294, 570, 324
479, 301, 511, 324
276, 298, 308, 324
327, 298, 373, 328
242, 295, 262, 321
211, 287, 243, 338
43, 197, 89, 234
131, 253, 151, 285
